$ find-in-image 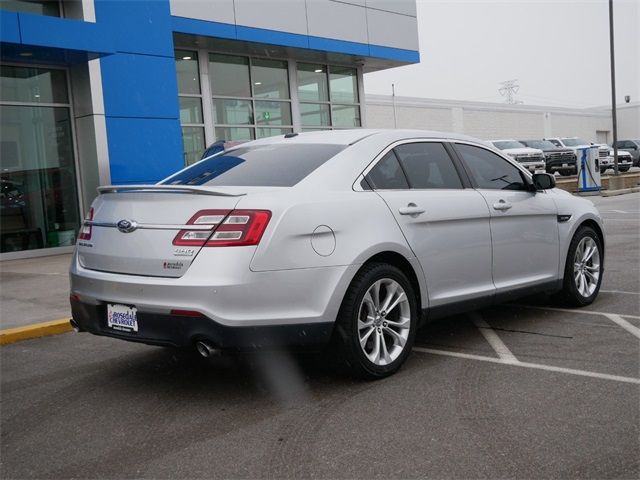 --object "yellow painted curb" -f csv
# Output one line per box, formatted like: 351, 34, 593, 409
0, 318, 73, 345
